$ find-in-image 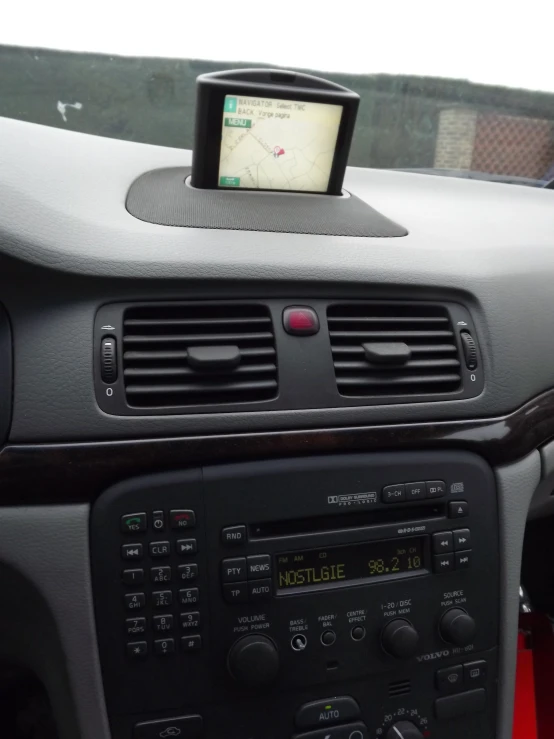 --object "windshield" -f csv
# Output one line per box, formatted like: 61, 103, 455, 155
3, 2, 554, 185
